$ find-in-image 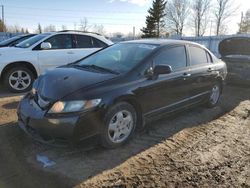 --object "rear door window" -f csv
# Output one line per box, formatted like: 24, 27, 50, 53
154, 46, 187, 71
189, 46, 208, 65
92, 37, 108, 48
75, 35, 93, 48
